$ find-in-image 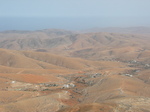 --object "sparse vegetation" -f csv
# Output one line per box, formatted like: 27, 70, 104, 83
0, 29, 150, 112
